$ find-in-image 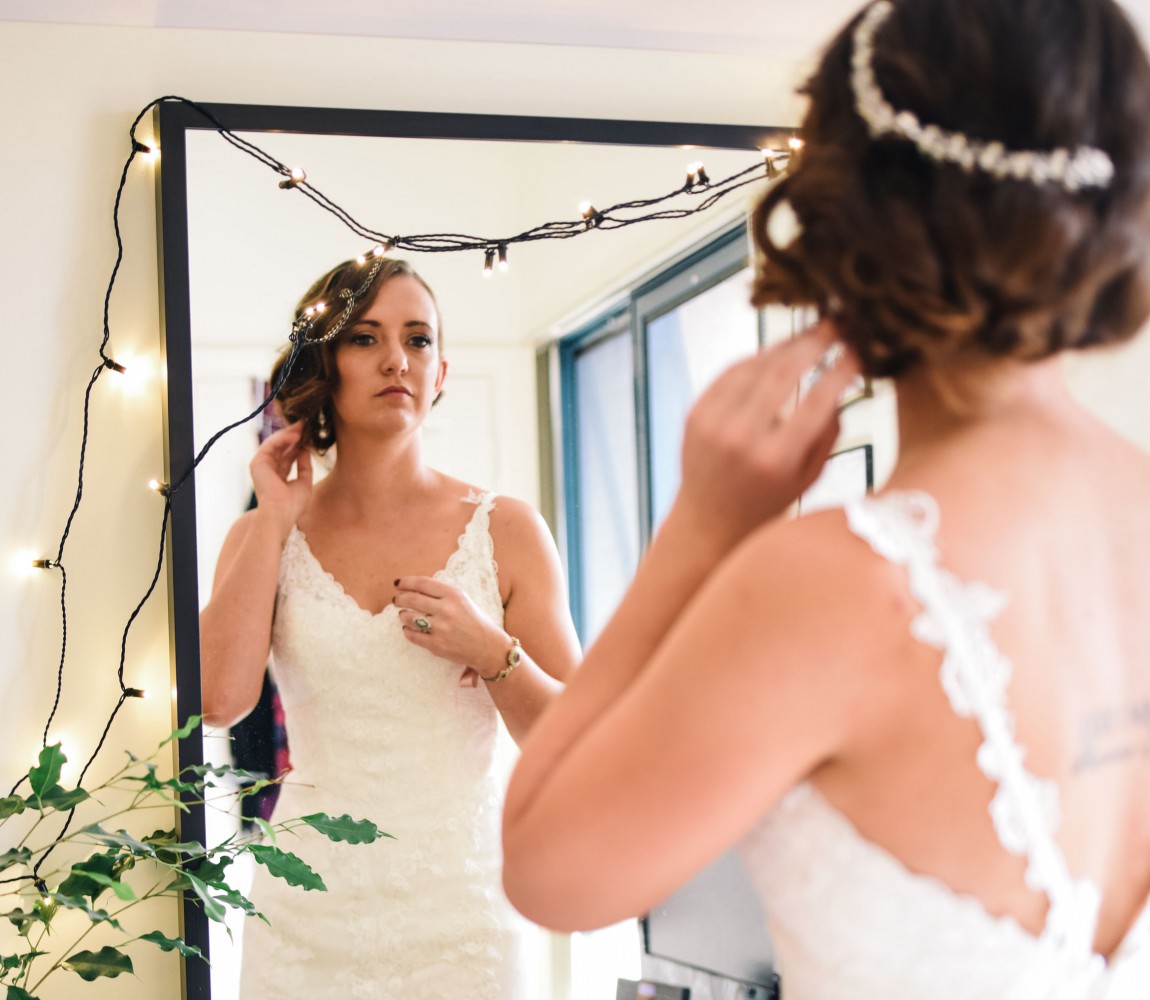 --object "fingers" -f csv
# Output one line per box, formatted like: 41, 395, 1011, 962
694, 321, 842, 431
394, 576, 453, 602
787, 344, 861, 443
294, 448, 313, 487
397, 607, 435, 633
